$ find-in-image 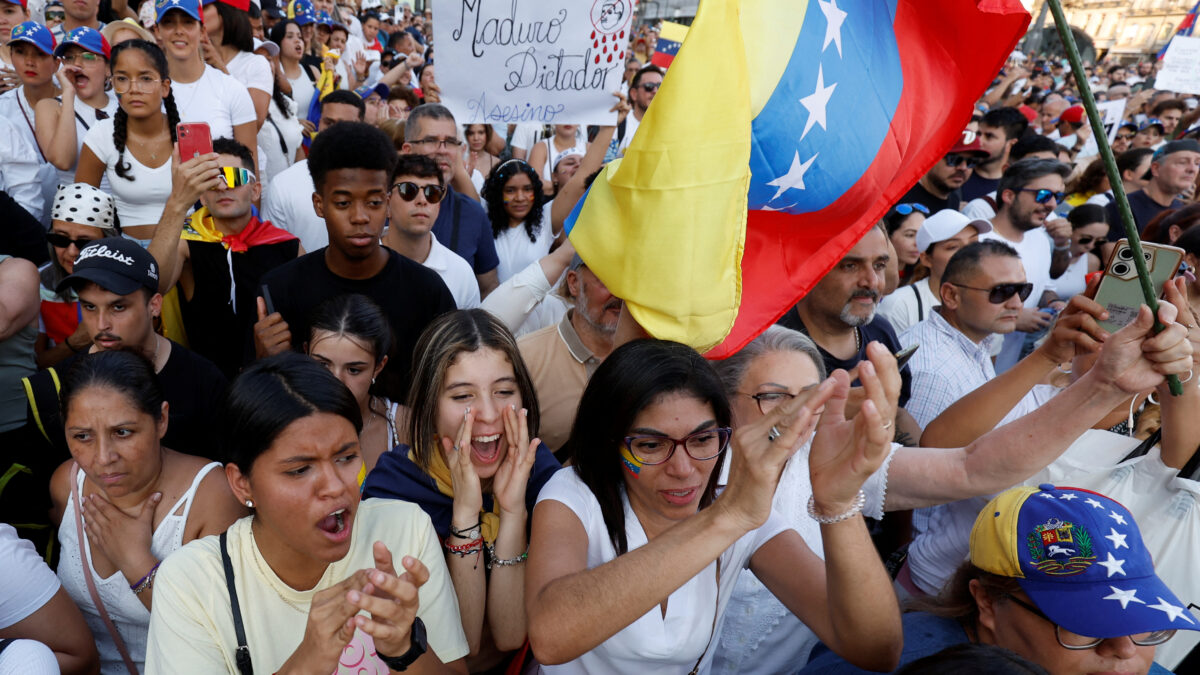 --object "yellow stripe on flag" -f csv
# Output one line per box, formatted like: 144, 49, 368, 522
571, 0, 751, 352
657, 20, 689, 44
